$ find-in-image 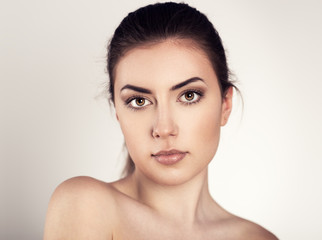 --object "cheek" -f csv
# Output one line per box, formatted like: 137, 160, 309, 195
118, 113, 151, 156
178, 102, 222, 162
182, 104, 222, 141
202, 110, 222, 142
